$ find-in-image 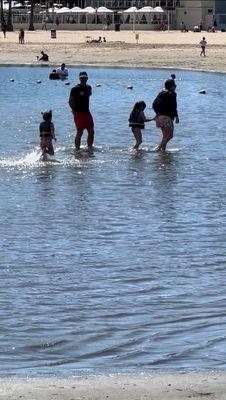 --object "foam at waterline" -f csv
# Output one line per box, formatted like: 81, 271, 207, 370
0, 145, 180, 170
0, 147, 104, 169
0, 150, 41, 168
